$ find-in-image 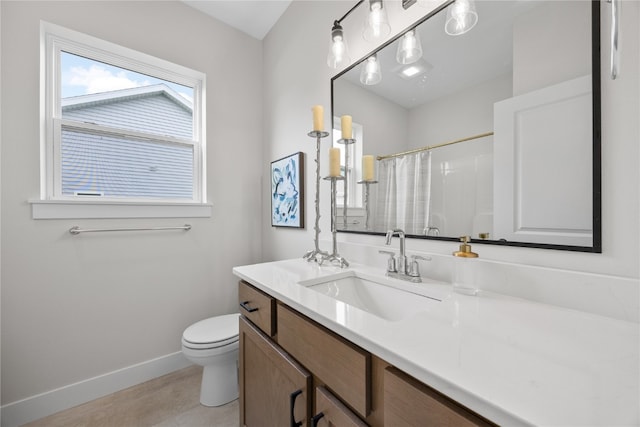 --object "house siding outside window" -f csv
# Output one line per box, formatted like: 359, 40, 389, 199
61, 85, 194, 199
